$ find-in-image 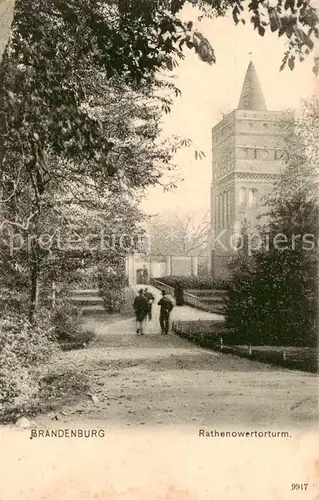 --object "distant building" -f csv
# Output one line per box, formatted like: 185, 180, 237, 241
125, 254, 198, 286
208, 61, 294, 278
